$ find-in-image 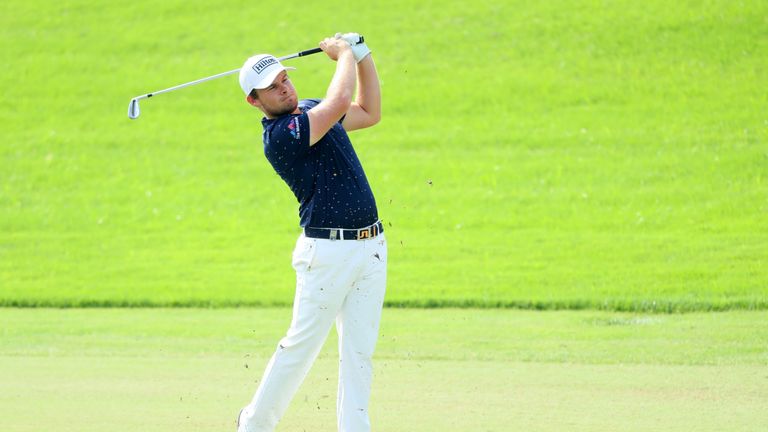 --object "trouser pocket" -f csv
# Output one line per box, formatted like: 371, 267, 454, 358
292, 235, 318, 272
